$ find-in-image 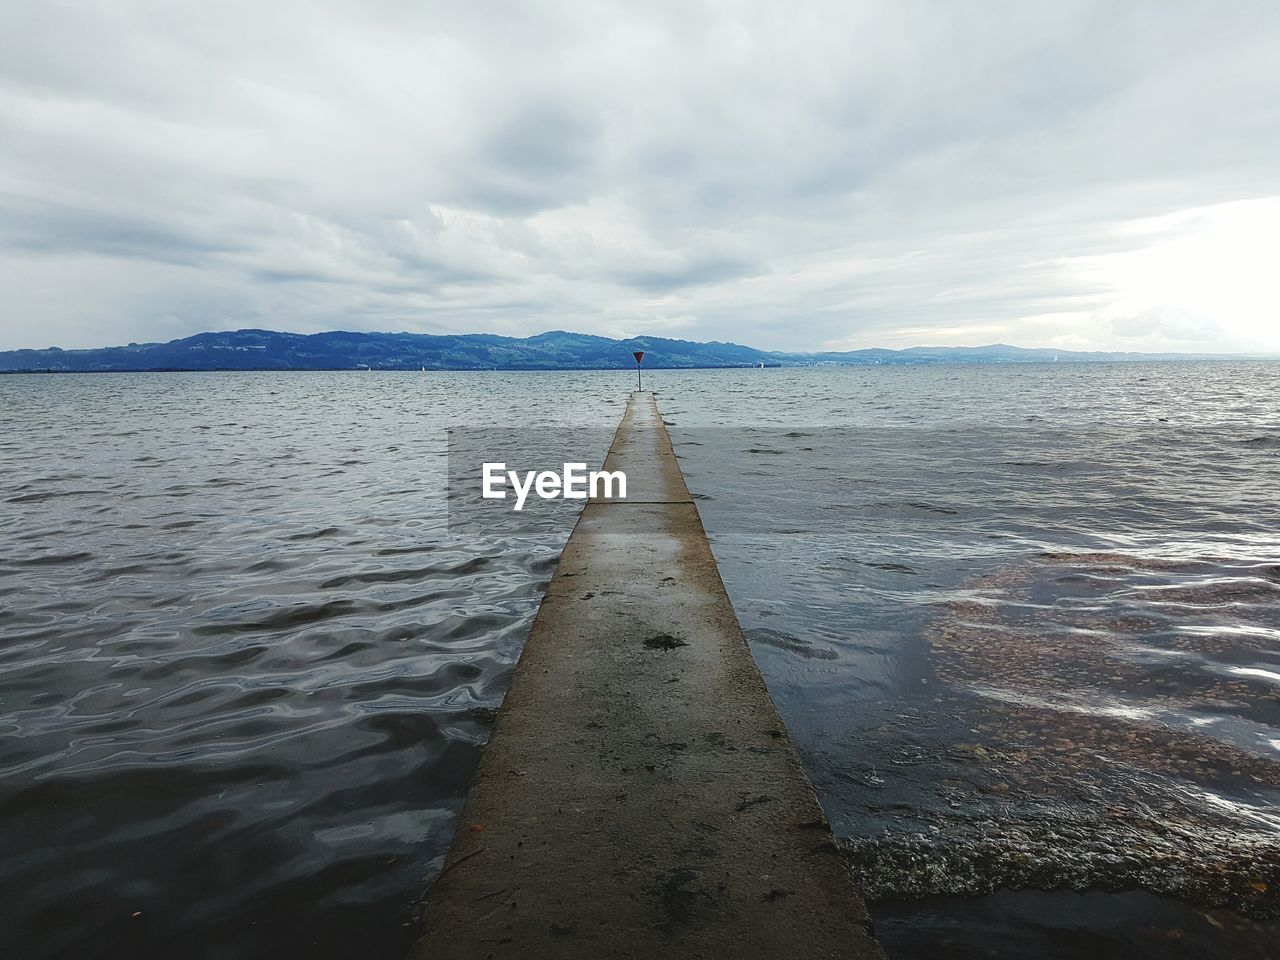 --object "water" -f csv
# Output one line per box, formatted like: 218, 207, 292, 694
1, 363, 1277, 958
0, 371, 619, 959
659, 363, 1280, 954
